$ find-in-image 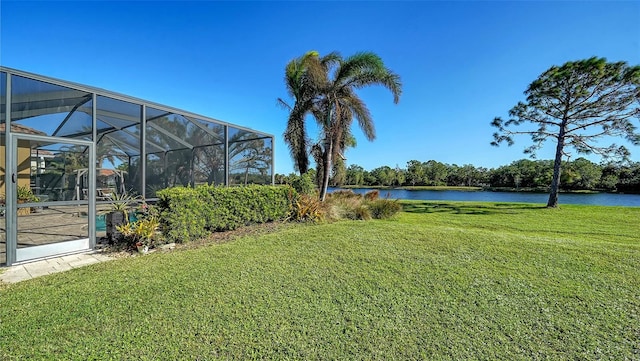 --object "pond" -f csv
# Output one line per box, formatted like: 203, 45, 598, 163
329, 188, 640, 207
